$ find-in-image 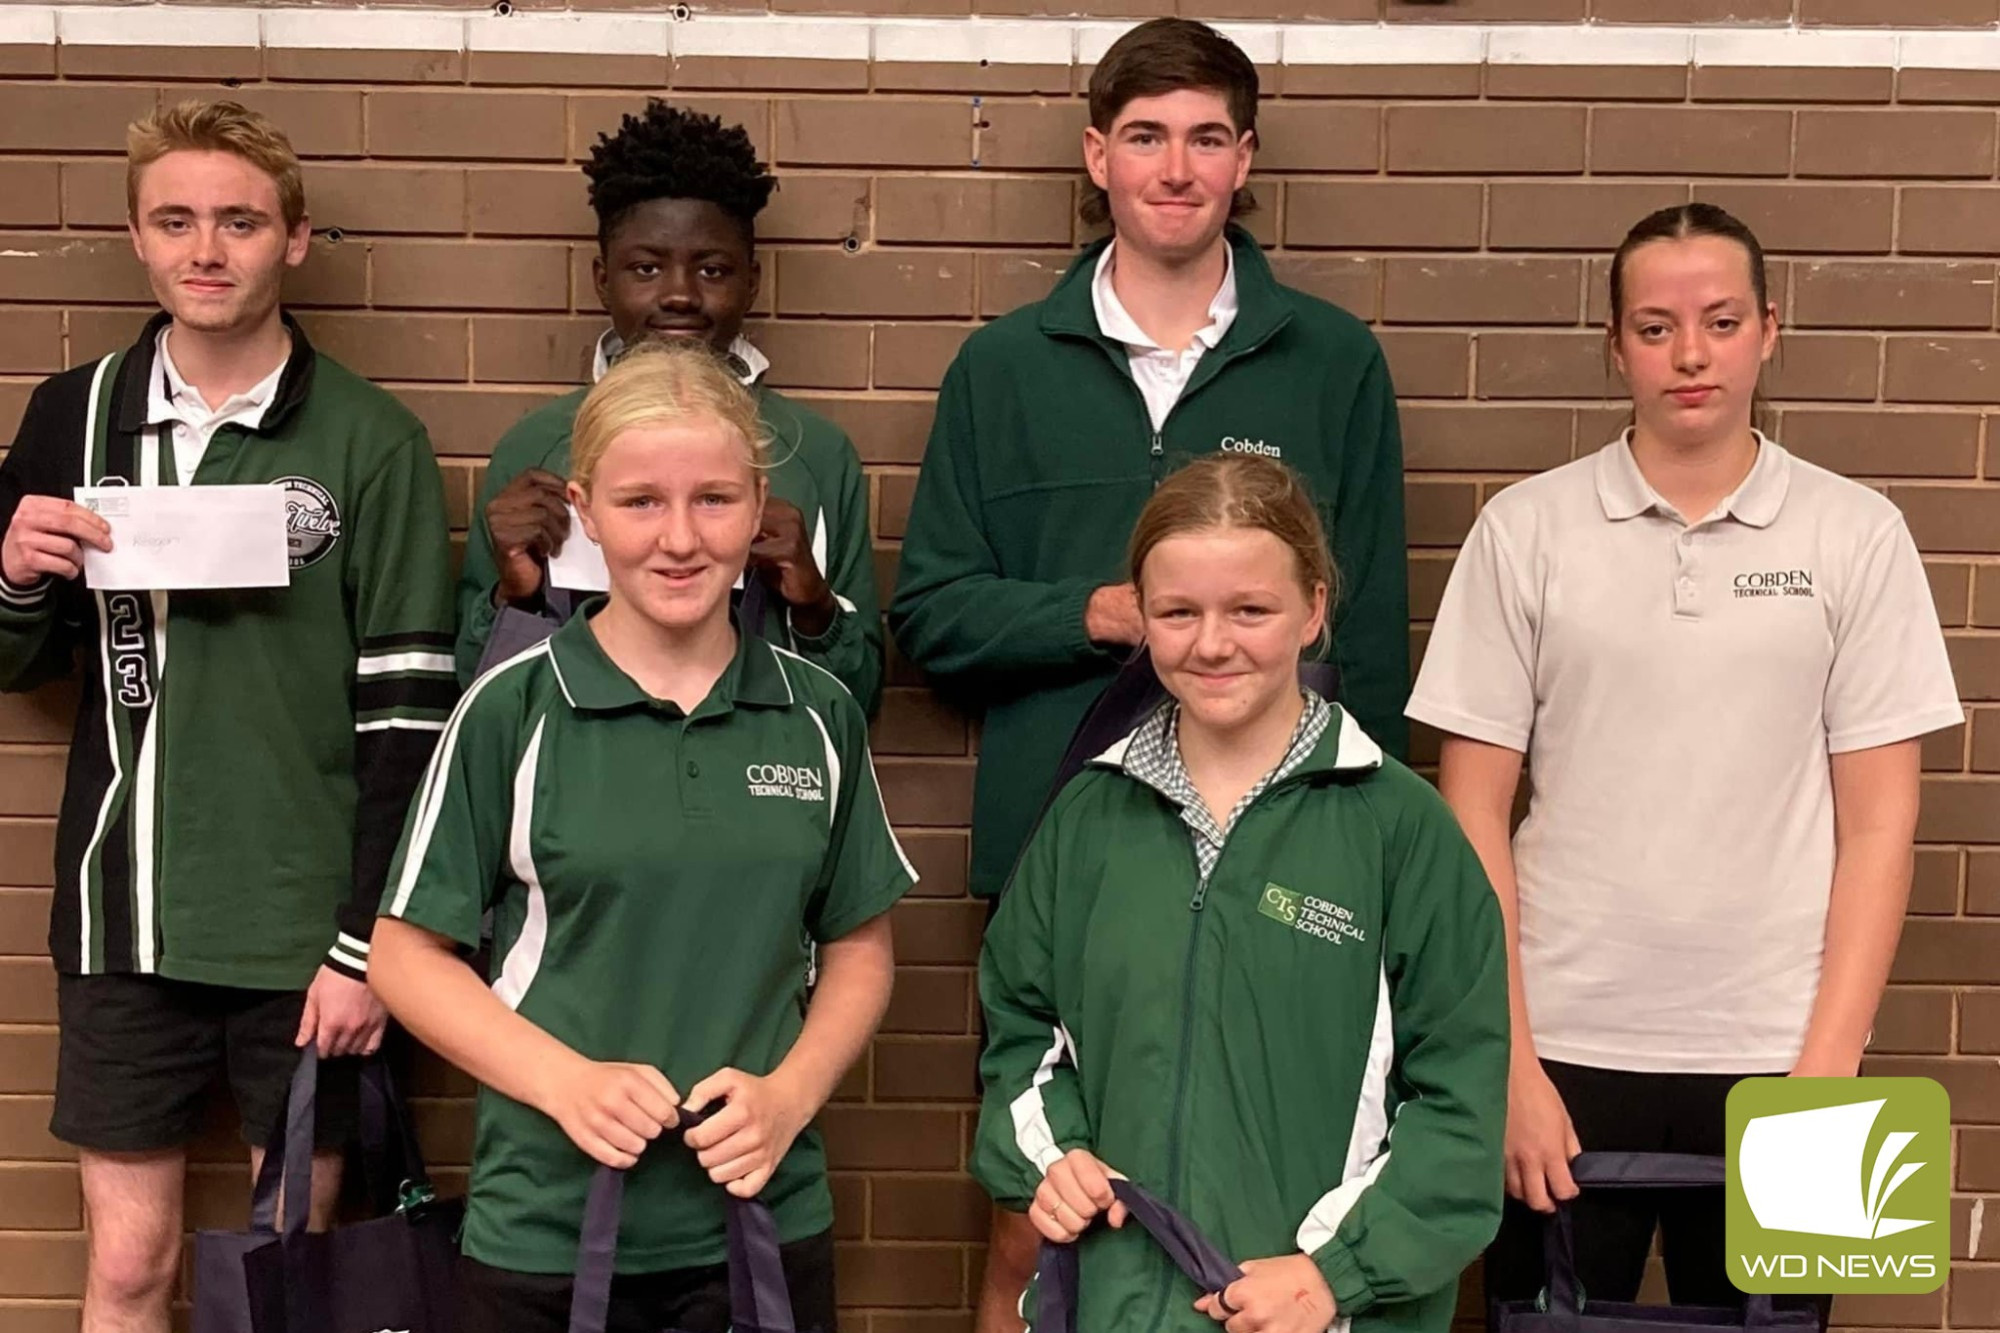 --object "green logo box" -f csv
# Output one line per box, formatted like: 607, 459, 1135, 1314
1726, 1077, 1949, 1295
1258, 882, 1300, 926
